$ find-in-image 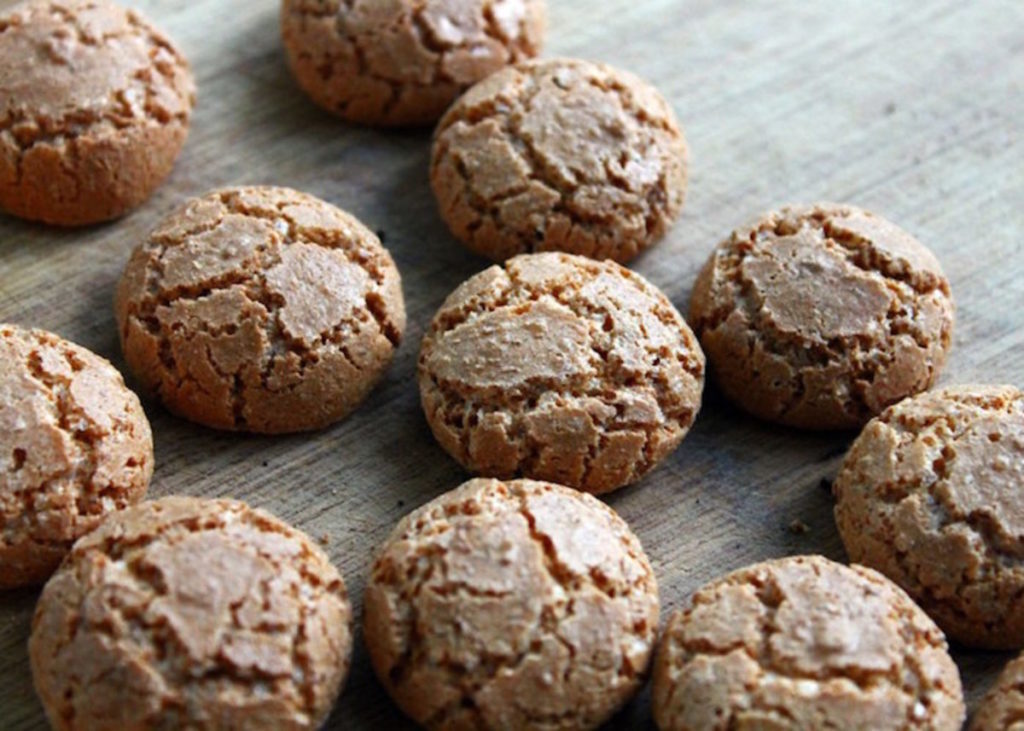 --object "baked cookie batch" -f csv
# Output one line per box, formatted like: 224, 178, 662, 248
0, 1, 1018, 730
